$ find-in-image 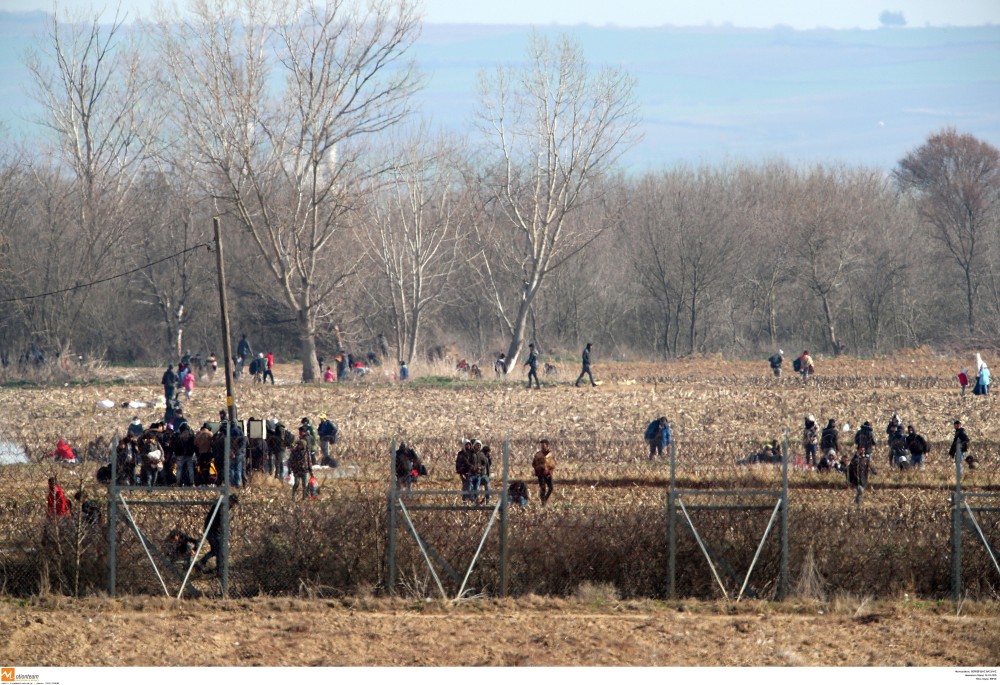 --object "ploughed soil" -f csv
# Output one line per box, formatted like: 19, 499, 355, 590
1, 596, 997, 667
